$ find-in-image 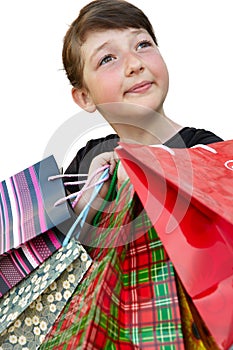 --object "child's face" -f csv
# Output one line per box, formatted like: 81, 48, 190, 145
80, 27, 169, 115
